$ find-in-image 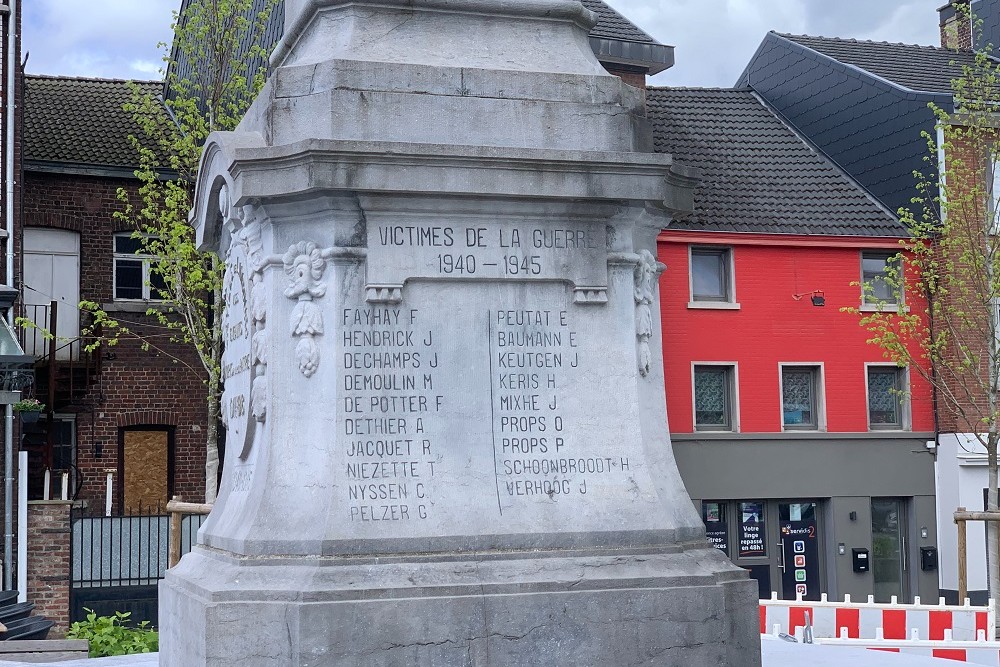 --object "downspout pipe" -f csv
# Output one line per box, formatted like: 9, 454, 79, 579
4, 0, 16, 592
4, 0, 12, 293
